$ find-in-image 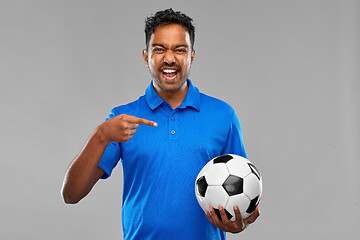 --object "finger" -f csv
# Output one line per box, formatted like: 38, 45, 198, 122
208, 206, 219, 224
128, 123, 139, 130
128, 128, 137, 136
126, 134, 133, 141
209, 206, 221, 225
205, 210, 215, 225
208, 207, 227, 232
212, 206, 229, 231
244, 206, 260, 224
125, 115, 158, 127
234, 205, 243, 223
234, 205, 246, 231
219, 205, 231, 224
